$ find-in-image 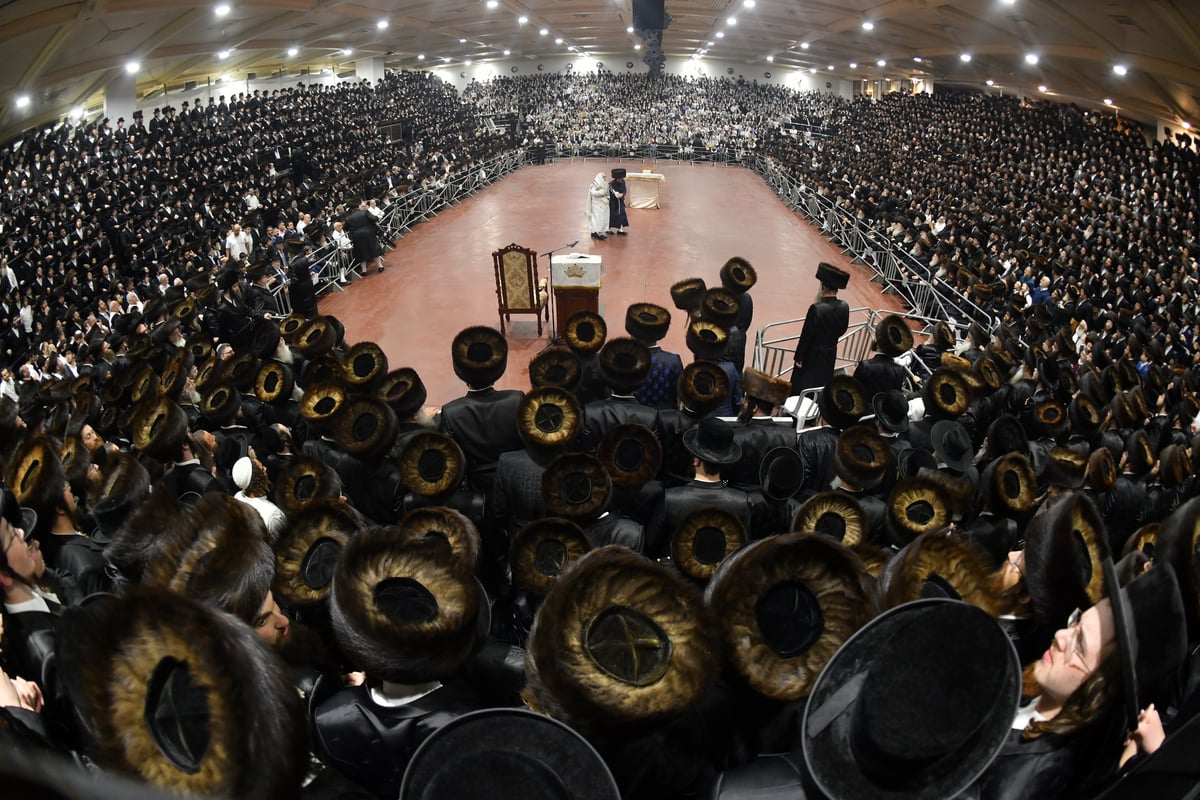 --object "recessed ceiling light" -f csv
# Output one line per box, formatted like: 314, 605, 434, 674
1112, 63, 1127, 76
1025, 53, 1039, 65
486, 0, 499, 8
504, 49, 511, 55
727, 17, 737, 26
1104, 98, 1113, 105
877, 59, 886, 67
287, 47, 298, 57
540, 28, 548, 36
986, 79, 994, 86
627, 26, 634, 33
1038, 84, 1048, 92
862, 21, 874, 31
799, 42, 810, 50
1002, 0, 1016, 4
849, 62, 857, 69
913, 56, 922, 62
460, 38, 468, 43
555, 37, 563, 44
418, 54, 425, 60
634, 44, 641, 50
218, 50, 230, 60
376, 19, 388, 30
743, 0, 756, 7
342, 48, 352, 56
960, 53, 972, 62
766, 55, 774, 62
125, 60, 140, 73
707, 41, 714, 46
827, 64, 834, 70
716, 31, 725, 38
15, 95, 30, 108
214, 3, 231, 17
518, 15, 528, 25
